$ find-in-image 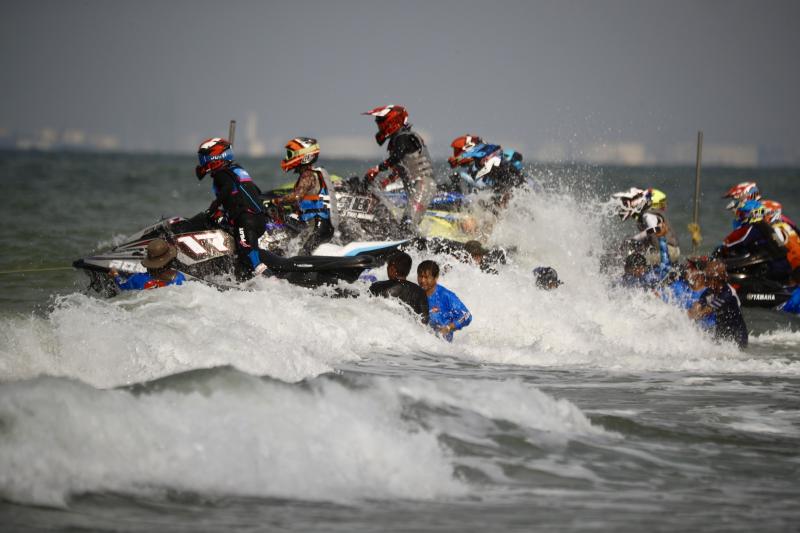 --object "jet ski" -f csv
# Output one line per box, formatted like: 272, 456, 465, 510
73, 211, 407, 296
724, 252, 797, 308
